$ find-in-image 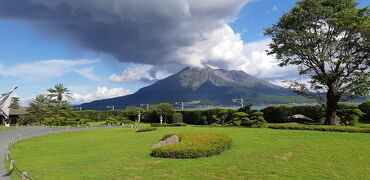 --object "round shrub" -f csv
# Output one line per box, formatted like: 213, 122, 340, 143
151, 132, 231, 159
172, 113, 183, 123
359, 100, 370, 122
135, 127, 157, 133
